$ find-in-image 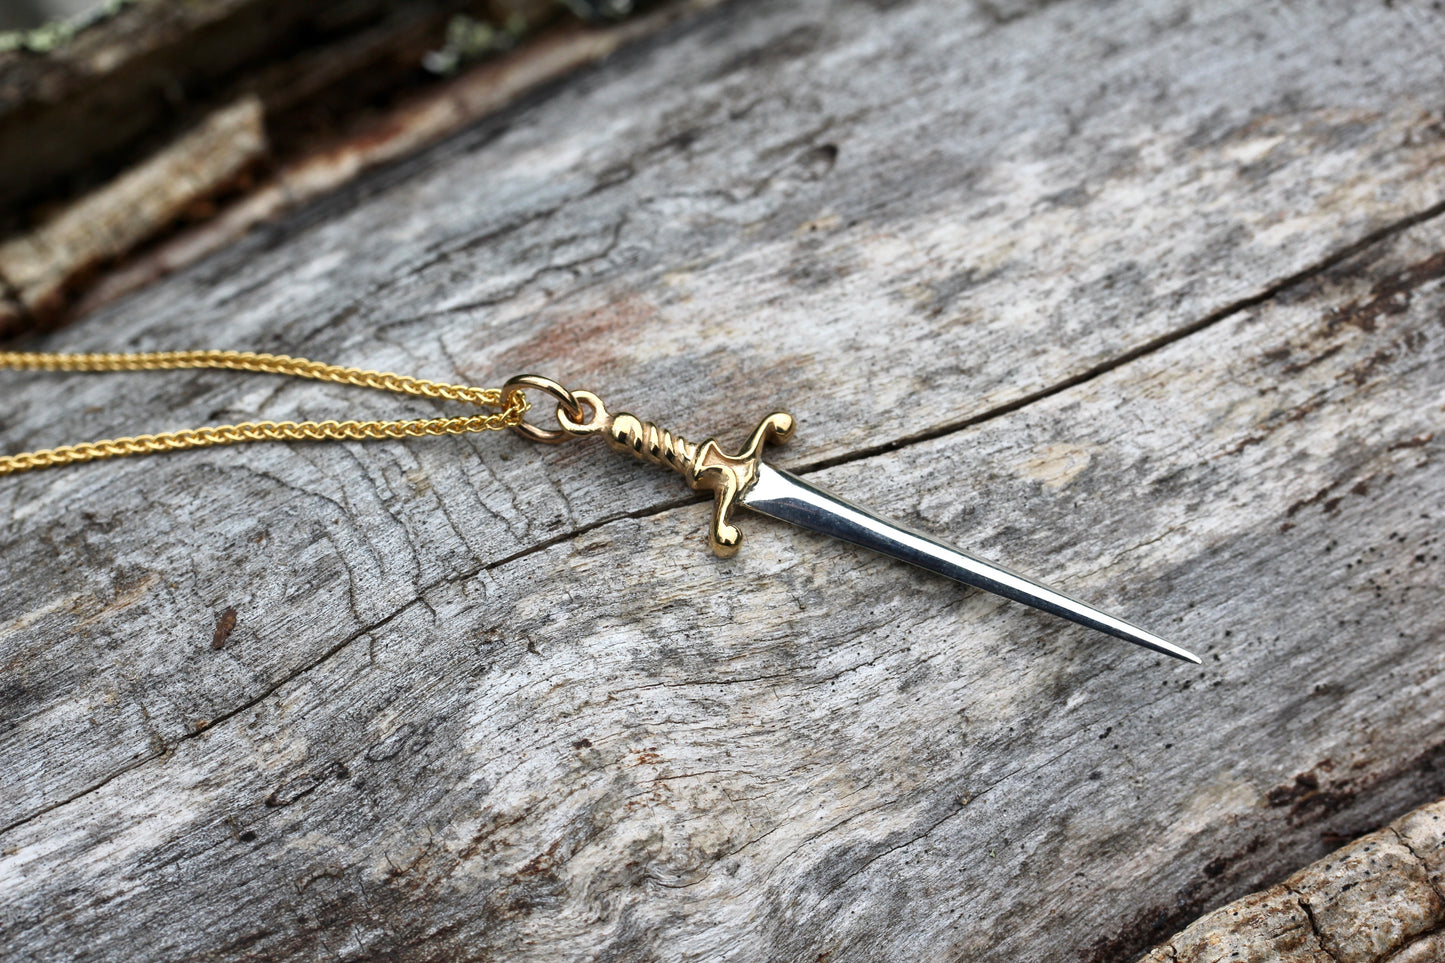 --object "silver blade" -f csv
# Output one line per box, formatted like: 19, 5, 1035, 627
740, 463, 1200, 664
